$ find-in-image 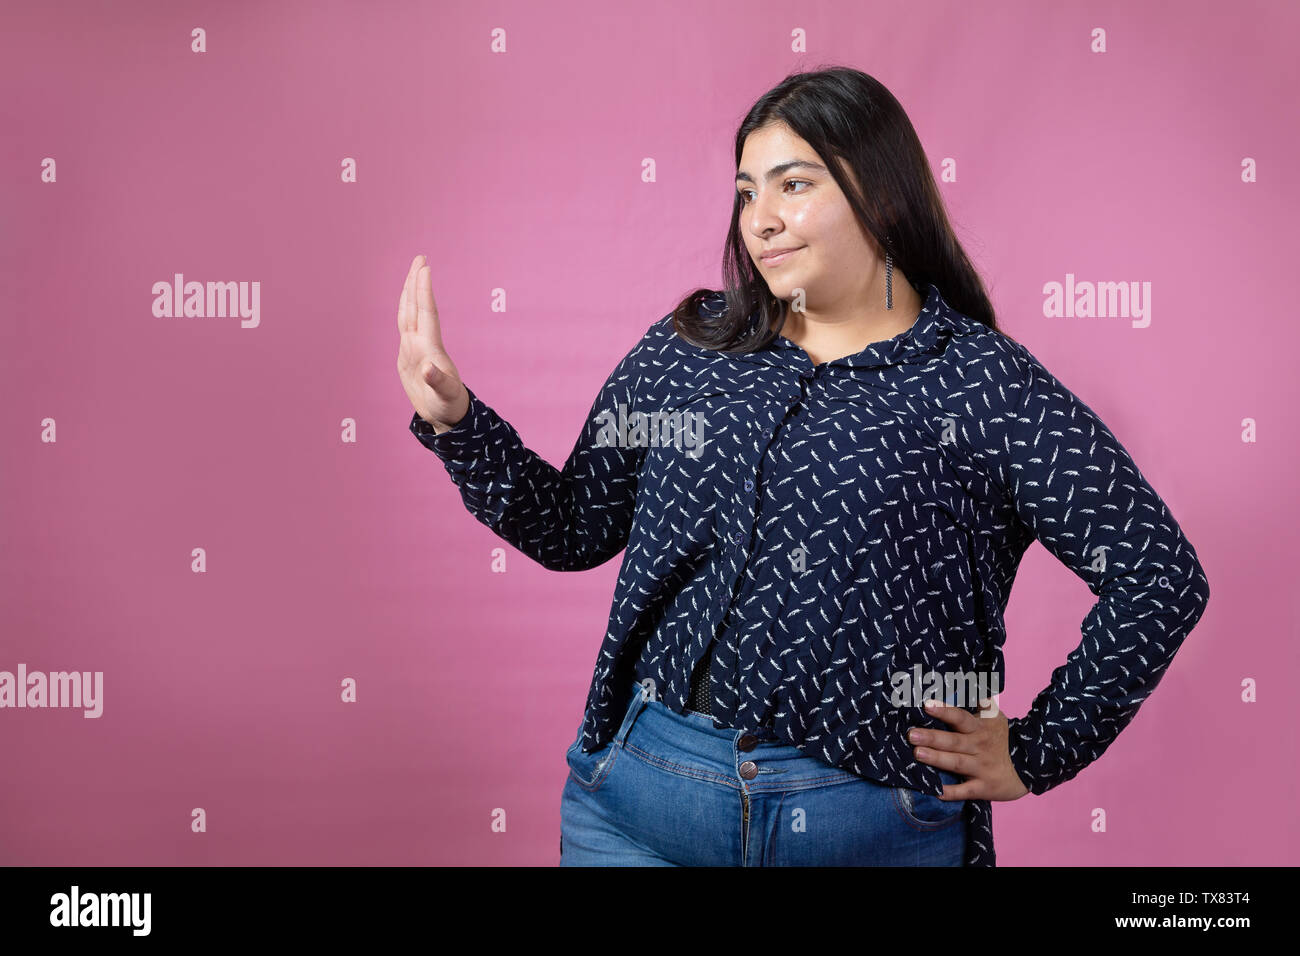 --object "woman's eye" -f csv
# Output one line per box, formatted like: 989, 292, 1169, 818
737, 180, 809, 205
